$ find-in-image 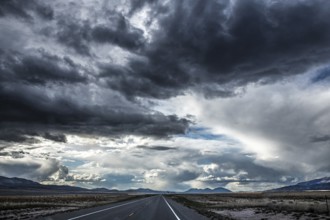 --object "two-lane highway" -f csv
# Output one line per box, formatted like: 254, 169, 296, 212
44, 195, 209, 220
